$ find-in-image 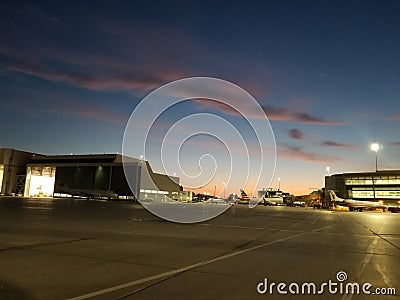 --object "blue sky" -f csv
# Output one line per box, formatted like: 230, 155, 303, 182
1, 0, 400, 195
